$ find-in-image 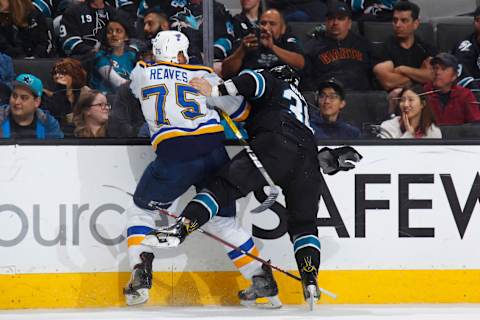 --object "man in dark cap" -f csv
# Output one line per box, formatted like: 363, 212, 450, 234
303, 0, 373, 91
424, 52, 480, 125
309, 78, 361, 141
